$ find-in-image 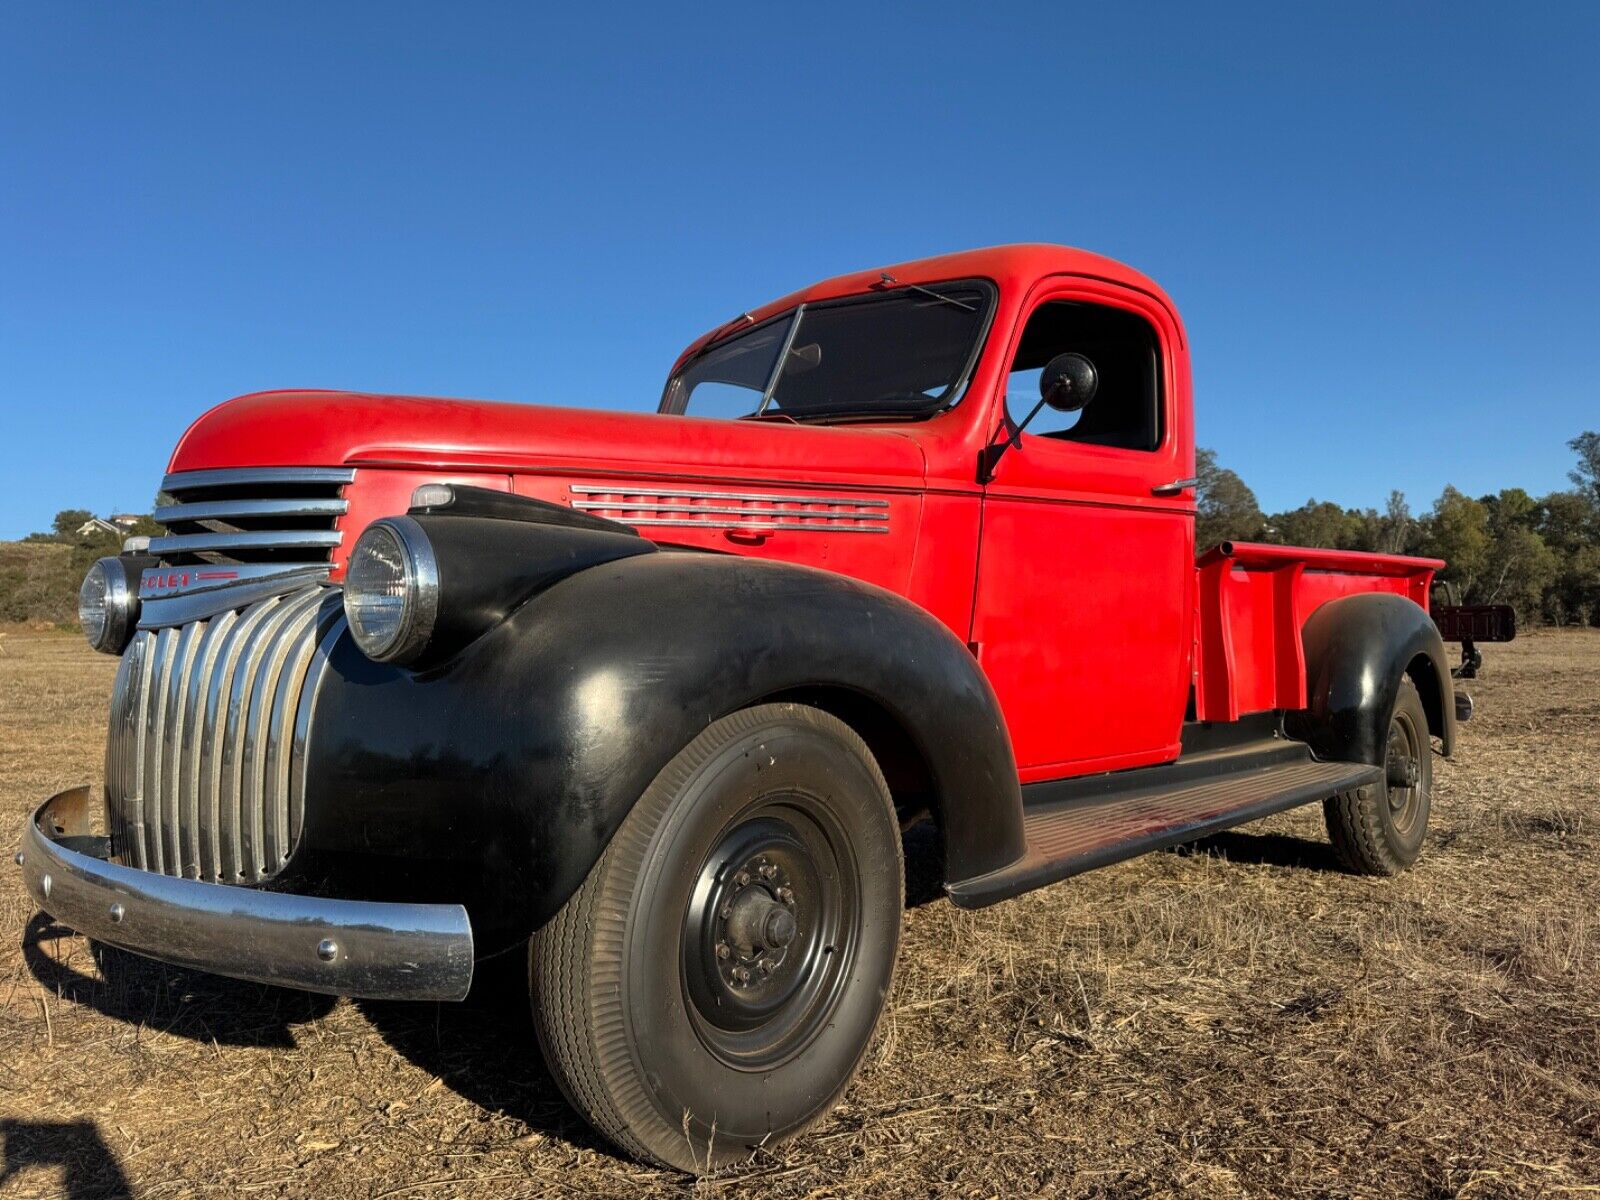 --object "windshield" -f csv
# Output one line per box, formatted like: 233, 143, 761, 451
662, 280, 994, 422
